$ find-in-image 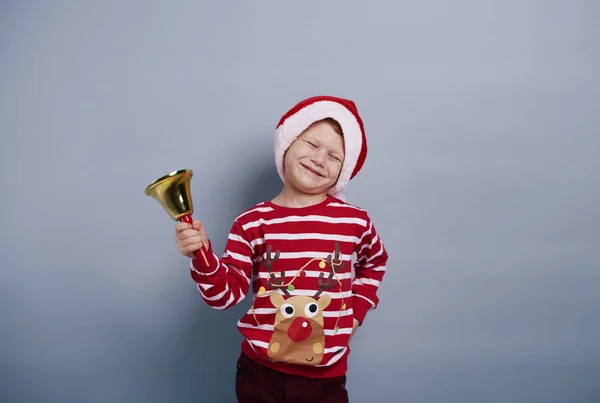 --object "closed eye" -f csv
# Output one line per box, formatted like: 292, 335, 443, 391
304, 140, 317, 148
